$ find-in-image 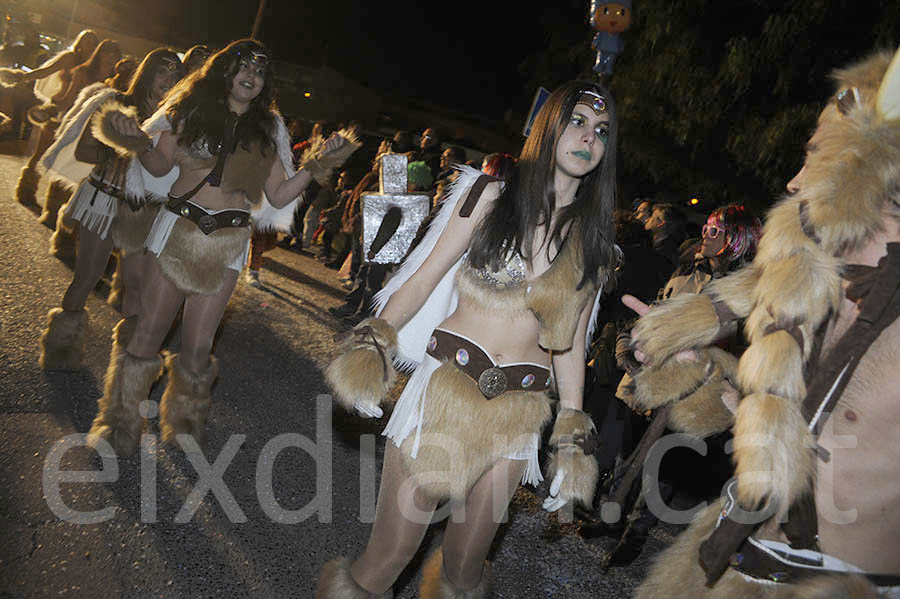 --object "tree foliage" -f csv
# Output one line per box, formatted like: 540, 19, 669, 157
520, 0, 900, 212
